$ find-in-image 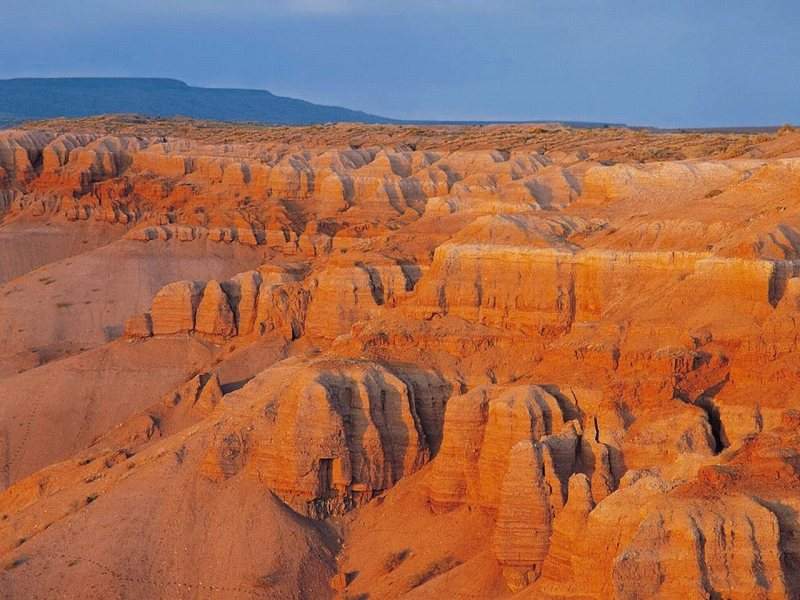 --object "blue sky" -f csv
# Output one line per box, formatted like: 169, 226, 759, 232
2, 1, 799, 126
